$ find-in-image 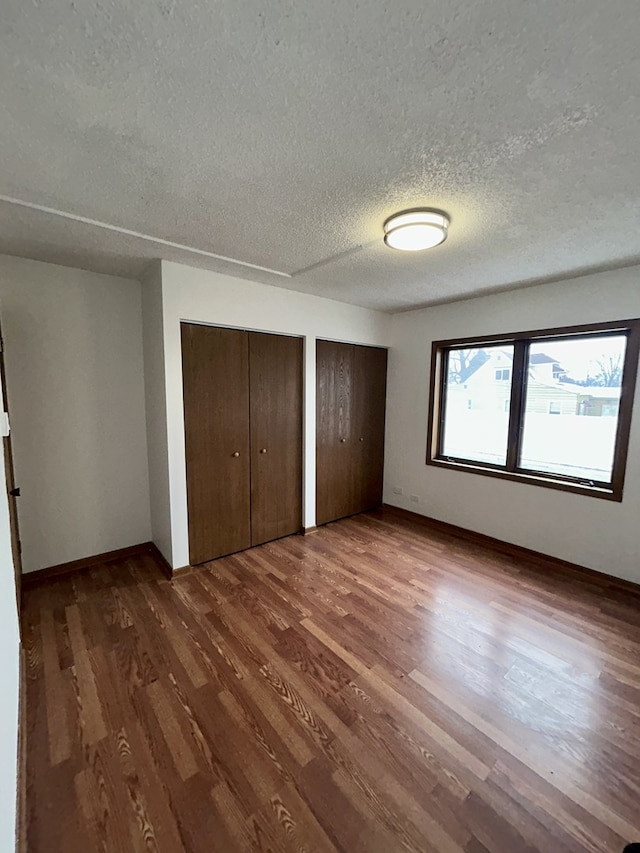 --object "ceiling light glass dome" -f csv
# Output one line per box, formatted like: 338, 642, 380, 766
383, 209, 449, 251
